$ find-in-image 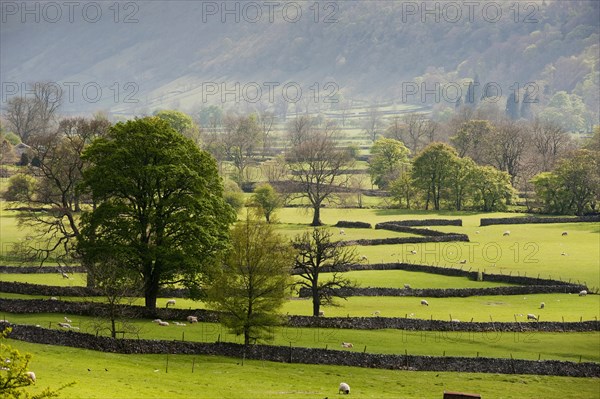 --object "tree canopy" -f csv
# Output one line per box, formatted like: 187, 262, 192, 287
79, 116, 235, 309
